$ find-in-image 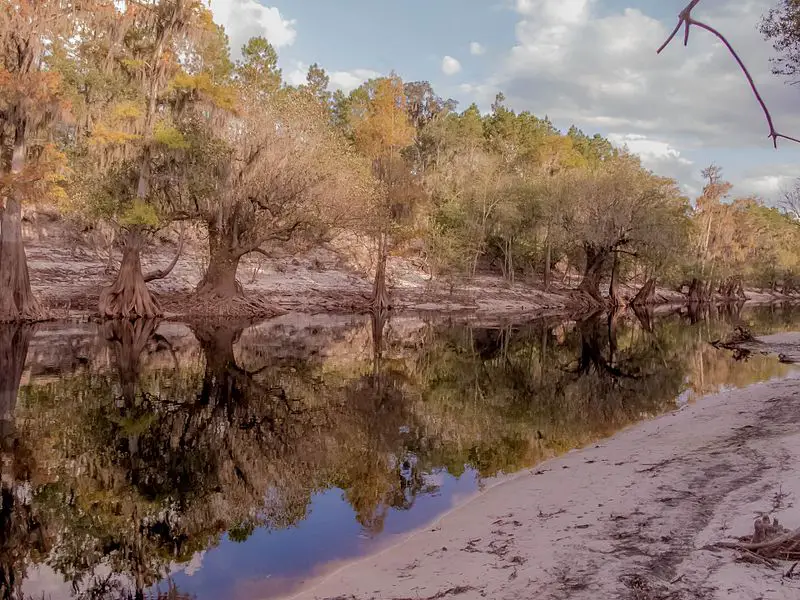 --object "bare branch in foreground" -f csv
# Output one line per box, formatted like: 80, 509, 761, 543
658, 0, 800, 148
